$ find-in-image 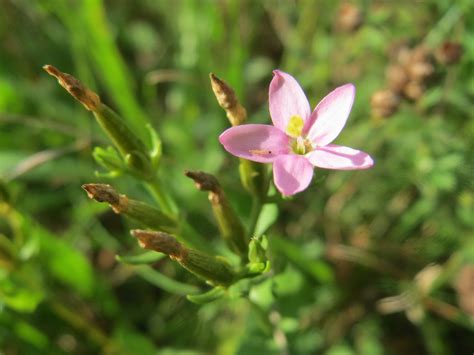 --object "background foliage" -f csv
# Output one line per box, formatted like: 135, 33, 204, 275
0, 0, 473, 354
